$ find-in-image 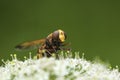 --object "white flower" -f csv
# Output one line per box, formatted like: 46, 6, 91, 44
0, 53, 120, 80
